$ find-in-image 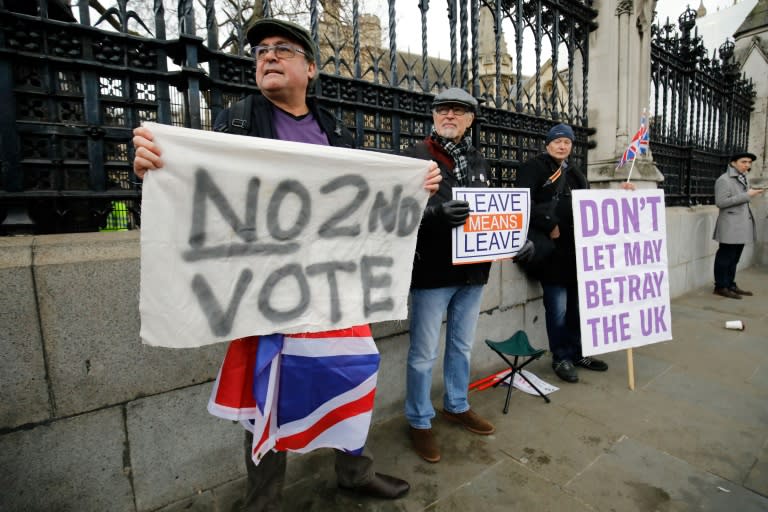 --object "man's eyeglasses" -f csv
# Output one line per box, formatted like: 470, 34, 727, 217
250, 44, 307, 61
434, 105, 470, 116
